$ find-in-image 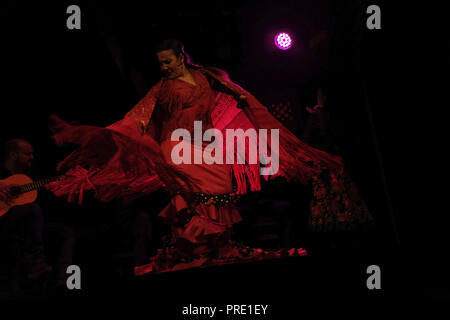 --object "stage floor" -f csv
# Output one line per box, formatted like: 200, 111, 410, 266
1, 250, 426, 312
